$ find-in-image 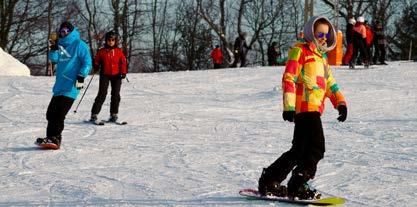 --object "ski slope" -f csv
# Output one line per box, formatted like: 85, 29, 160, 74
0, 62, 416, 206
